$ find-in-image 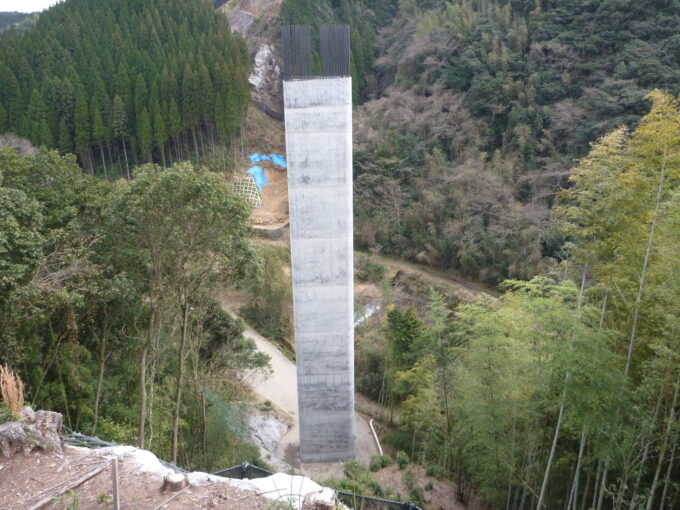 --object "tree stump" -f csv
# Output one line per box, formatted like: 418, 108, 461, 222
0, 407, 63, 457
160, 473, 188, 493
